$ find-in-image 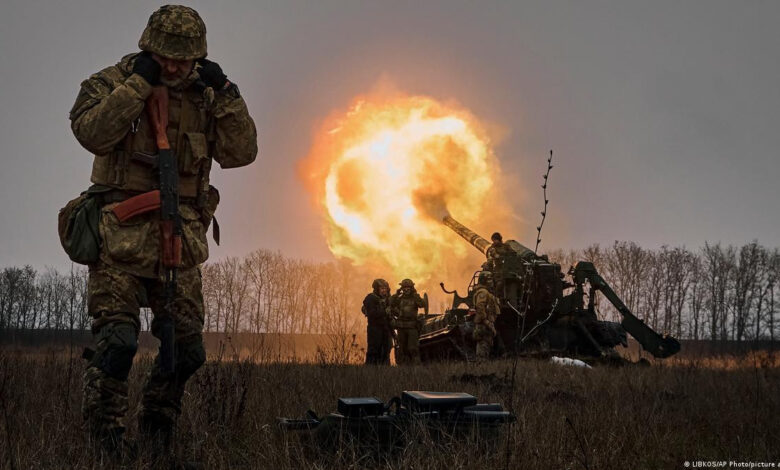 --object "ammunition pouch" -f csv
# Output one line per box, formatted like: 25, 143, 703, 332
91, 152, 200, 197
57, 185, 113, 265
180, 205, 209, 266
97, 194, 207, 276
179, 132, 209, 176
99, 201, 159, 274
